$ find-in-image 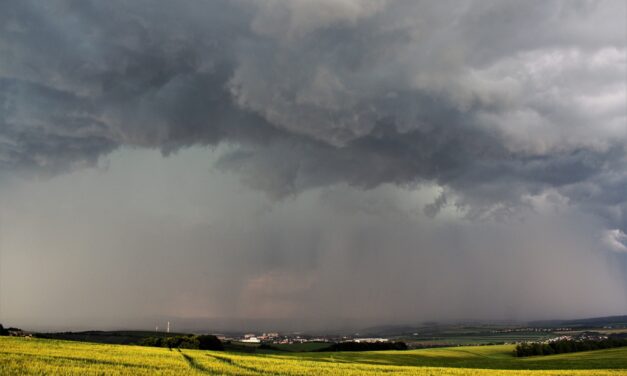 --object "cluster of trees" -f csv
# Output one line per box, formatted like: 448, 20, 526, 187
139, 334, 223, 350
318, 341, 408, 352
515, 337, 627, 357
0, 324, 22, 336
